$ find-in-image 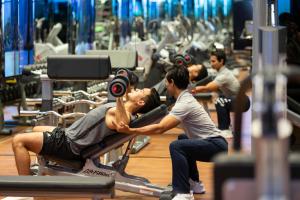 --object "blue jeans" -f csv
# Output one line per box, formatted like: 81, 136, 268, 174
215, 95, 250, 130
170, 134, 228, 193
